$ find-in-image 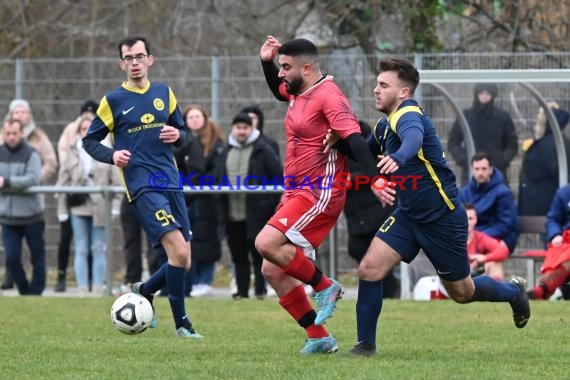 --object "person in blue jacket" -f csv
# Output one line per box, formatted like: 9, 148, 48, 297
459, 152, 520, 254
